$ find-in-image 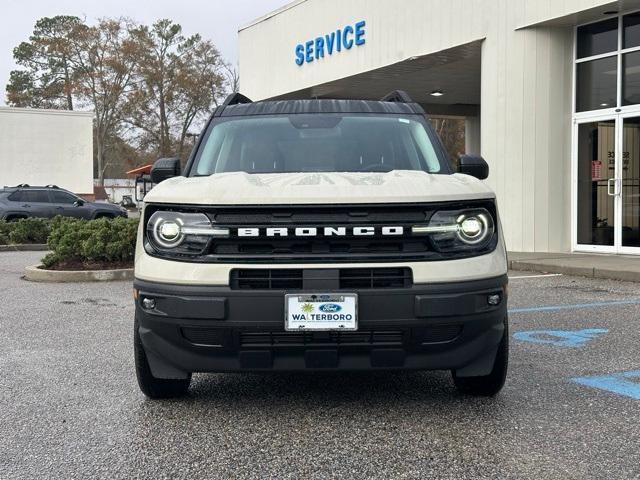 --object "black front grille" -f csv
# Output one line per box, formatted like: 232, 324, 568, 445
207, 203, 479, 263
339, 268, 412, 289
231, 269, 304, 290
230, 268, 412, 290
239, 330, 404, 347
144, 201, 498, 263
213, 238, 425, 257
180, 326, 461, 347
